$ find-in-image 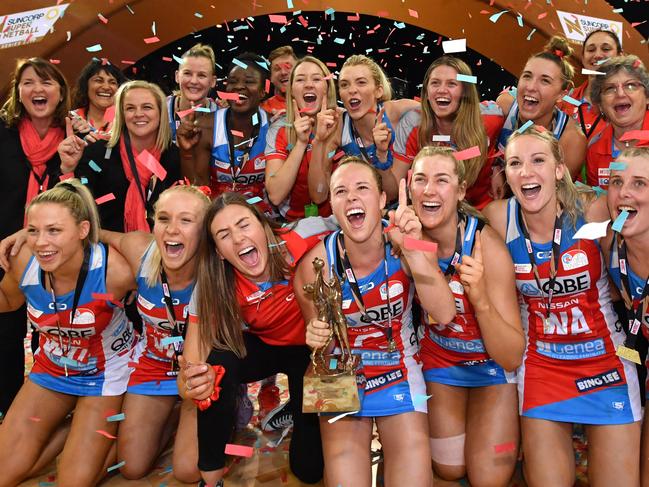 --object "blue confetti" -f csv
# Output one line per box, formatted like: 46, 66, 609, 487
194, 107, 211, 113
562, 95, 582, 106
489, 10, 509, 23
517, 14, 524, 27
88, 160, 102, 172
394, 21, 406, 29
158, 465, 173, 475
233, 25, 249, 31
232, 58, 248, 69
609, 162, 627, 171
106, 413, 126, 422
252, 112, 259, 126
80, 177, 88, 184
160, 336, 184, 347
413, 394, 432, 405
107, 460, 126, 473
612, 211, 629, 232
172, 54, 183, 64
86, 44, 102, 52
329, 358, 338, 369
256, 60, 269, 71
517, 120, 534, 133
246, 196, 262, 205
456, 74, 477, 84
287, 0, 294, 8
526, 28, 537, 41
324, 7, 335, 16
334, 38, 345, 44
